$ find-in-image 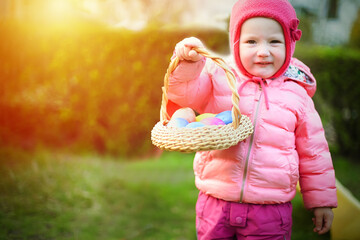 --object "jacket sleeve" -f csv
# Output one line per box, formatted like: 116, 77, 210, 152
167, 56, 213, 113
296, 96, 338, 209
